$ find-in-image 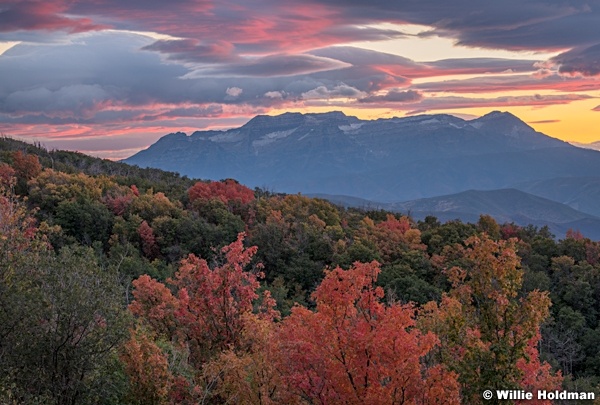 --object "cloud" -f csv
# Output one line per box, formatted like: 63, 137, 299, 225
427, 58, 537, 75
301, 84, 365, 100
4, 0, 600, 65
142, 39, 238, 63
3, 1, 600, 157
552, 43, 600, 77
0, 1, 108, 34
414, 73, 600, 93
402, 94, 592, 114
528, 119, 561, 124
225, 87, 243, 100
185, 54, 351, 77
359, 89, 422, 103
310, 47, 539, 79
310, 0, 597, 50
264, 91, 284, 99
2, 84, 118, 119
